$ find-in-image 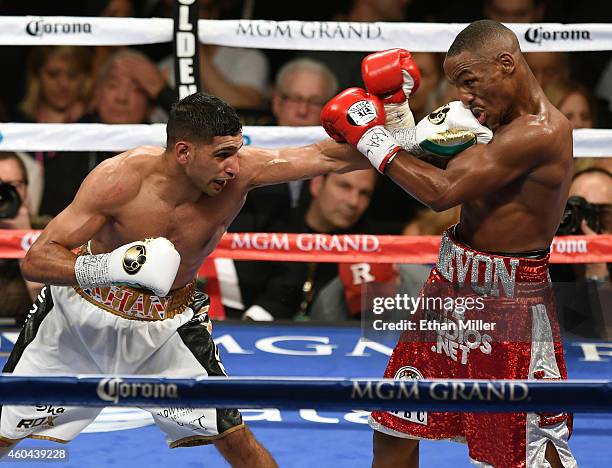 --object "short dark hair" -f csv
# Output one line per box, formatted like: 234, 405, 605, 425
166, 92, 242, 147
0, 152, 28, 185
447, 20, 517, 57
